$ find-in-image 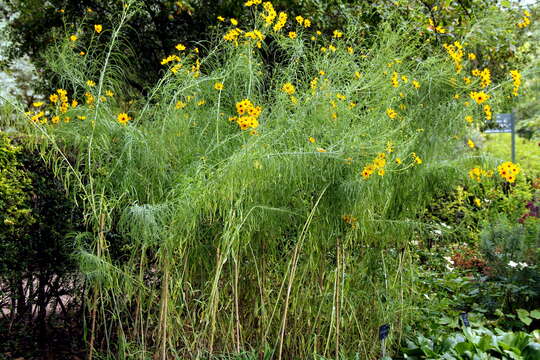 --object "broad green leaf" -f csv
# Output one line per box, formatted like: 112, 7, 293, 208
517, 309, 532, 326
530, 309, 540, 320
